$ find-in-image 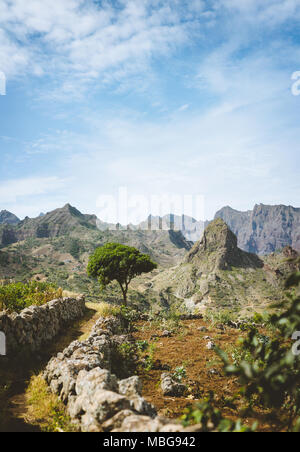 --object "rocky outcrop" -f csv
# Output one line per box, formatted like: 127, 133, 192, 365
186, 218, 263, 271
43, 316, 197, 432
0, 297, 86, 355
215, 204, 300, 254
150, 218, 287, 313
